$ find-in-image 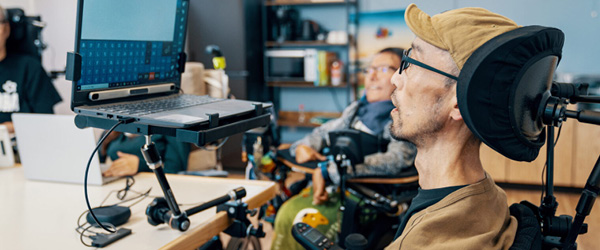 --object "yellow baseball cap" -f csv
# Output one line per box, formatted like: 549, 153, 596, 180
404, 3, 520, 70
